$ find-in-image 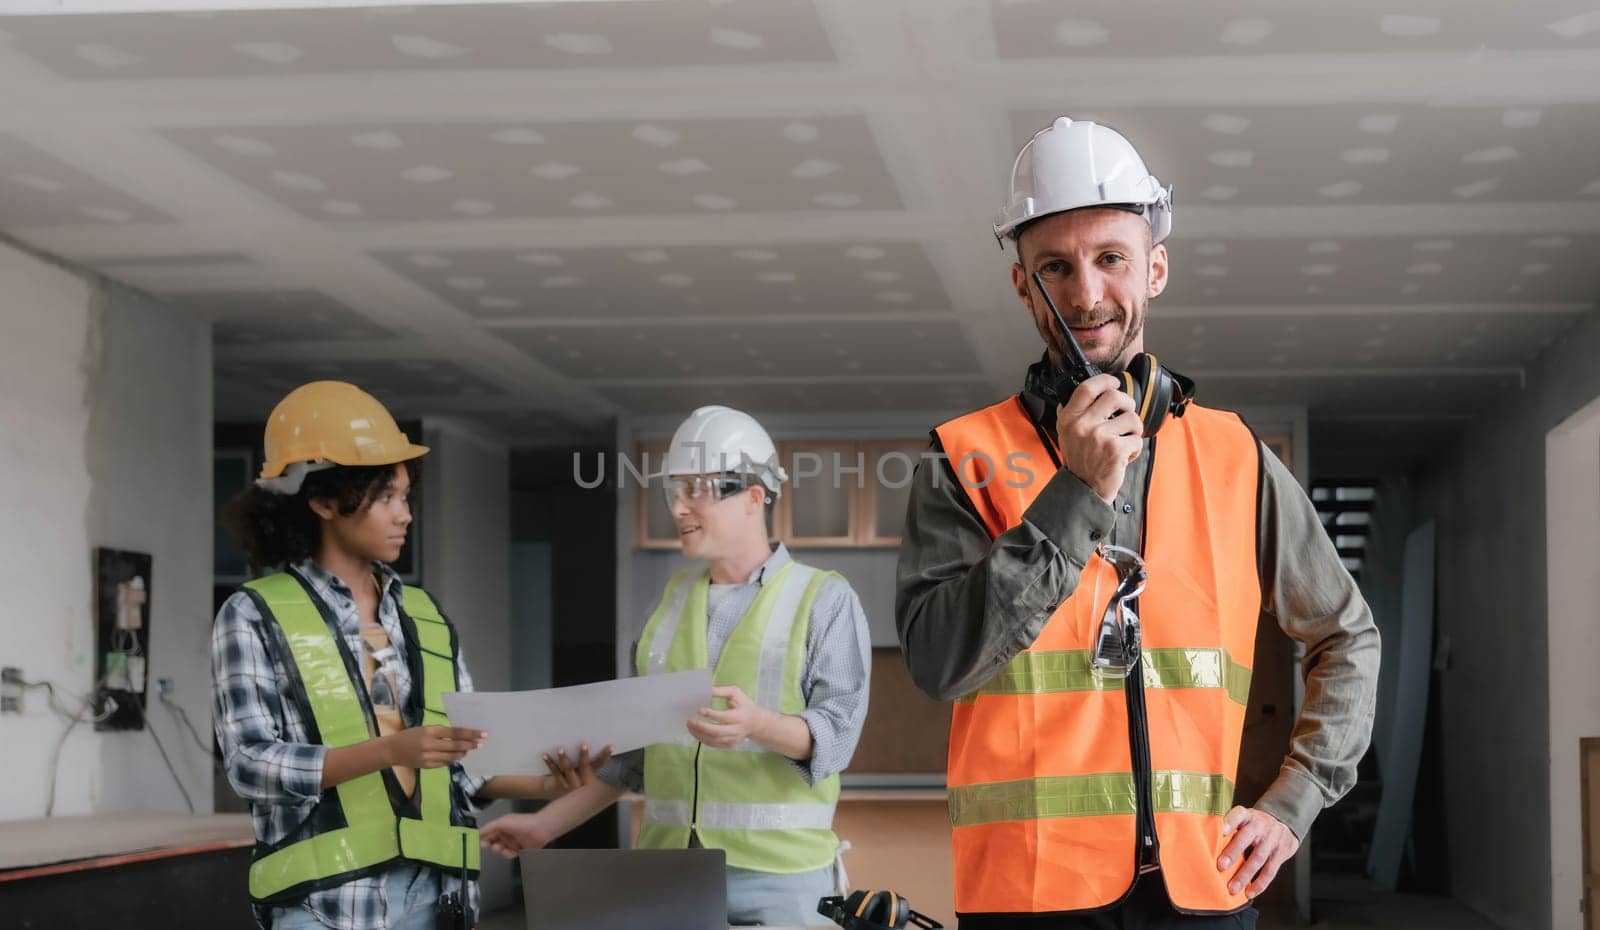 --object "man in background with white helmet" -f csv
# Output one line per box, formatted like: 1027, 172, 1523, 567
895, 117, 1380, 928
481, 405, 873, 928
